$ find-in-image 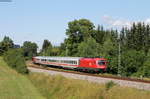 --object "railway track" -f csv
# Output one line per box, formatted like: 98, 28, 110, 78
27, 61, 150, 84
26, 61, 150, 90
